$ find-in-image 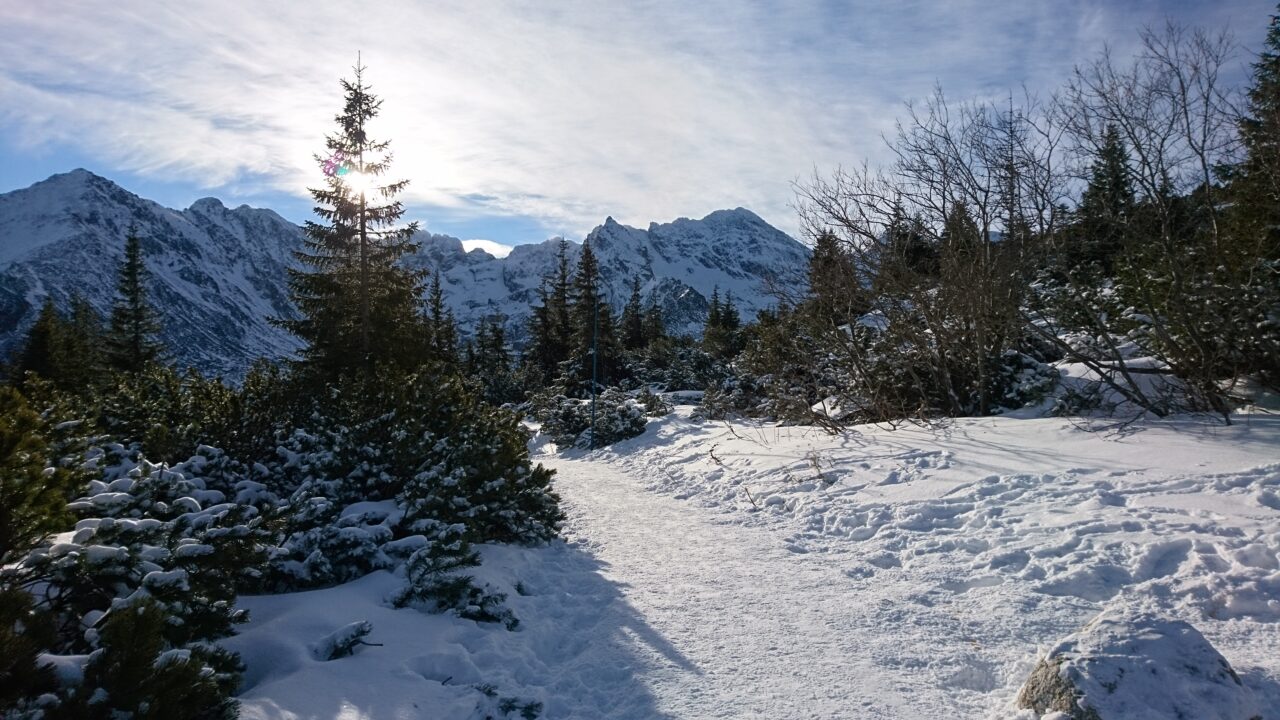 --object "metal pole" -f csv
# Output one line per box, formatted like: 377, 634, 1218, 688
590, 289, 598, 449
